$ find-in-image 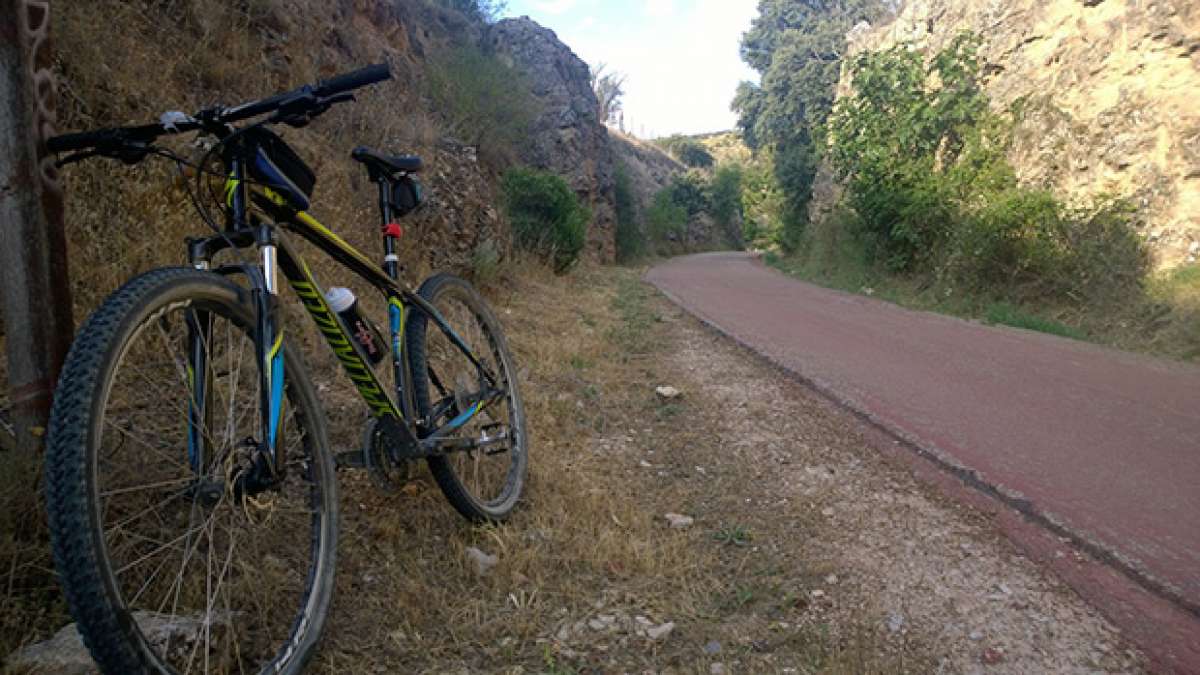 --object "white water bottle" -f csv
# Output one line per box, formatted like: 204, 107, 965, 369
324, 287, 387, 366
